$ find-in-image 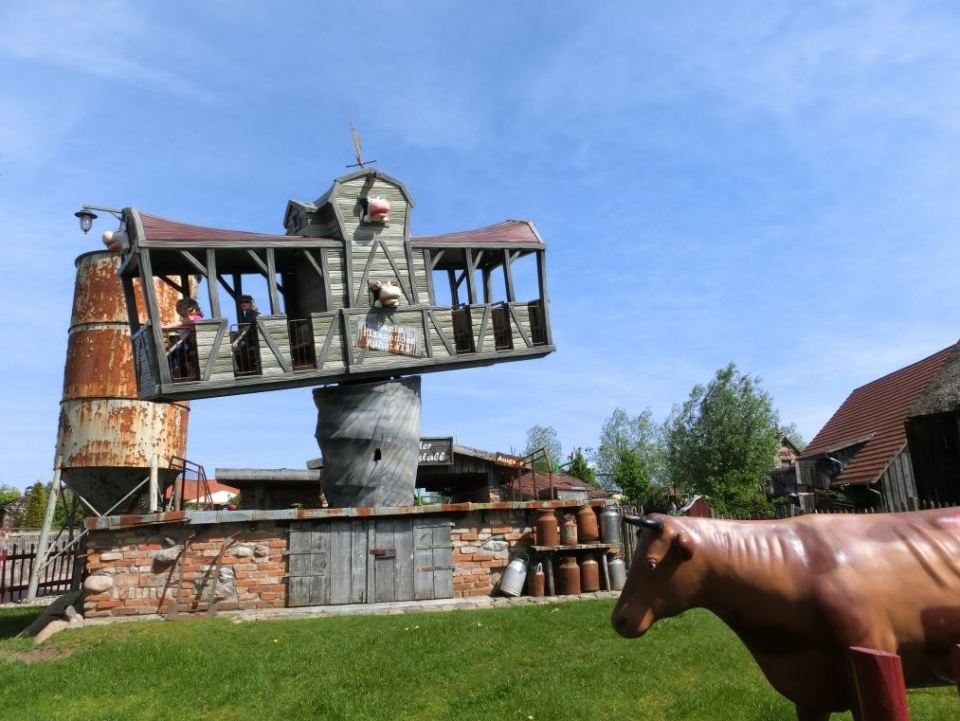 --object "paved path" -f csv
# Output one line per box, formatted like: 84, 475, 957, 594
81, 591, 620, 627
